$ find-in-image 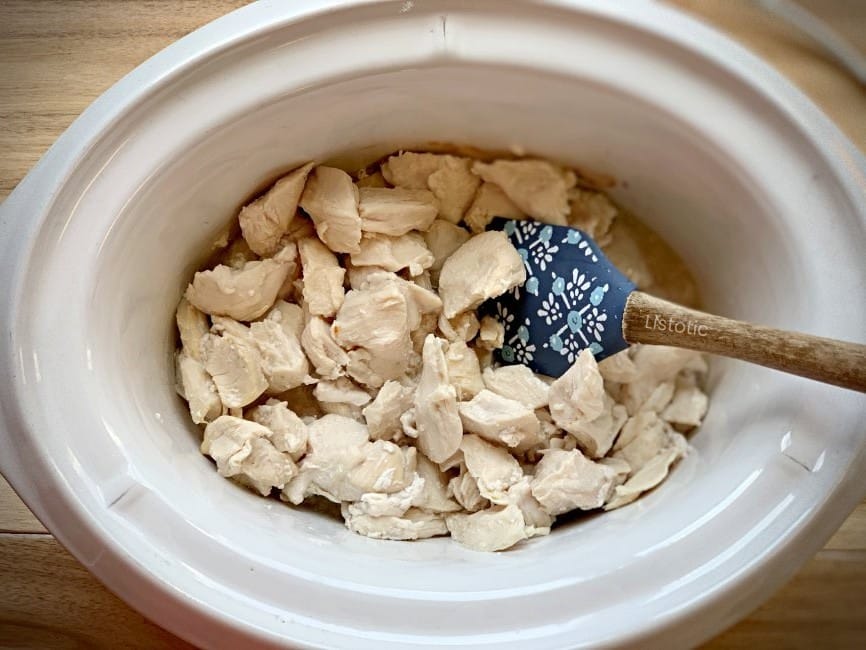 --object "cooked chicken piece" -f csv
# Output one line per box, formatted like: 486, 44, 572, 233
354, 169, 388, 189
272, 384, 323, 419
567, 393, 628, 459
185, 256, 292, 321
399, 407, 419, 439
249, 319, 308, 393
318, 401, 364, 422
200, 325, 268, 409
218, 237, 258, 269
175, 351, 222, 424
662, 385, 709, 428
548, 348, 606, 431
299, 166, 362, 254
342, 506, 448, 541
605, 437, 686, 510
358, 187, 439, 235
423, 220, 471, 275
567, 187, 617, 246
426, 156, 481, 223
476, 316, 505, 351
345, 348, 388, 389
599, 457, 631, 486
239, 162, 314, 256
640, 381, 675, 414
463, 182, 526, 234
283, 415, 370, 504
348, 442, 417, 496
504, 477, 554, 530
362, 380, 415, 440
313, 377, 371, 407
613, 411, 676, 473
301, 316, 348, 380
201, 416, 297, 496
413, 454, 462, 513
266, 300, 305, 340
460, 434, 523, 503
458, 389, 541, 448
332, 275, 414, 381
445, 339, 484, 400
381, 151, 446, 188
471, 159, 576, 225
619, 346, 703, 415
530, 448, 619, 515
345, 472, 423, 520
175, 298, 210, 361
438, 231, 526, 318
437, 311, 480, 342
247, 399, 308, 461
448, 466, 489, 512
278, 212, 318, 245
482, 365, 549, 409
413, 335, 463, 462
598, 349, 639, 384
446, 504, 529, 552
298, 237, 345, 318
350, 232, 434, 276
